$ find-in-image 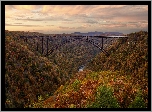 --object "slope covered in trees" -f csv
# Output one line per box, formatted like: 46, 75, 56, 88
5, 30, 103, 108
31, 31, 148, 108
5, 30, 148, 108
5, 31, 65, 108
87, 31, 148, 101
